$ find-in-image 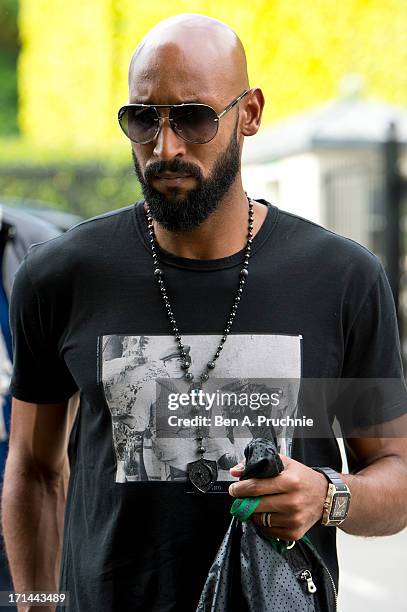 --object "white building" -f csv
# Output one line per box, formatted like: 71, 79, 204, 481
242, 92, 407, 257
